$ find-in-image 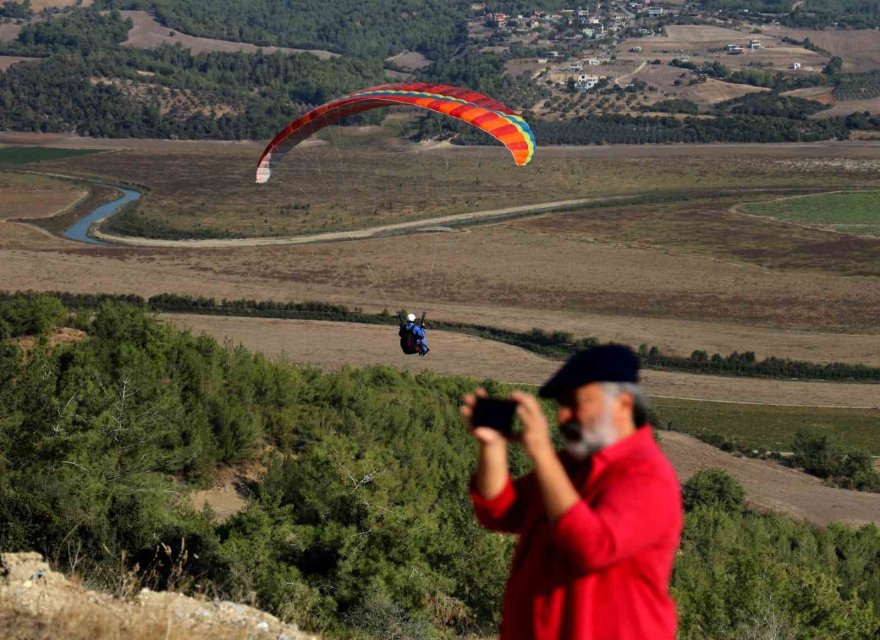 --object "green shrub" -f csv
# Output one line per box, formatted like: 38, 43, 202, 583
683, 469, 746, 512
